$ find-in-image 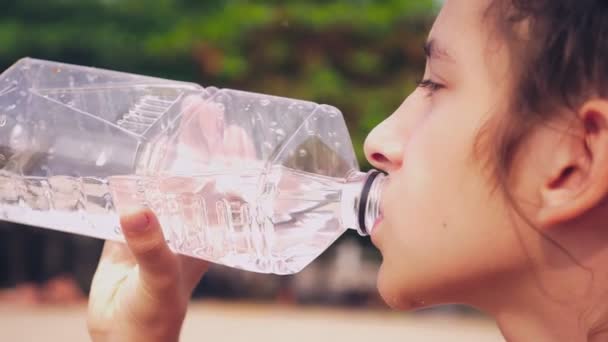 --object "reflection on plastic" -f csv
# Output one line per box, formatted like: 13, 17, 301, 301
0, 58, 384, 275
